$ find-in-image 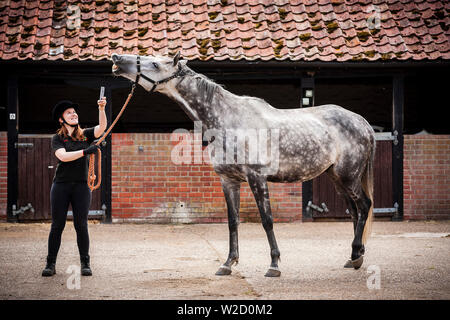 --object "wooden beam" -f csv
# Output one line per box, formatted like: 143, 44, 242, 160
301, 76, 315, 222
101, 84, 113, 223
392, 75, 404, 221
7, 76, 18, 222
302, 181, 313, 222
